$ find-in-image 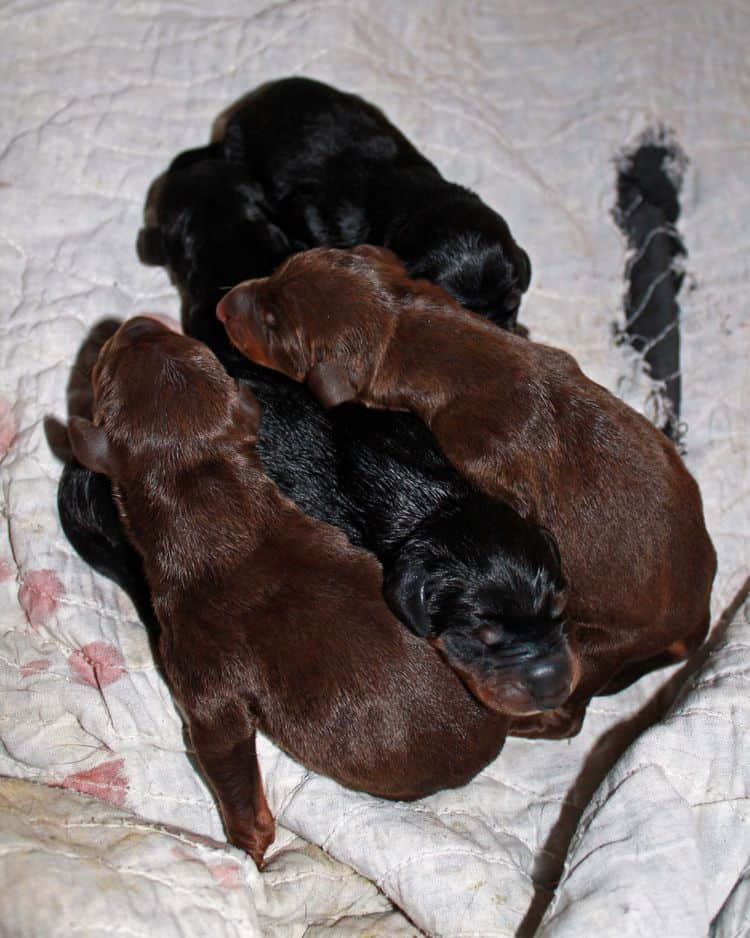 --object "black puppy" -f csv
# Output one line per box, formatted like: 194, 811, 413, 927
59, 160, 569, 715
137, 155, 295, 363
209, 76, 531, 330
